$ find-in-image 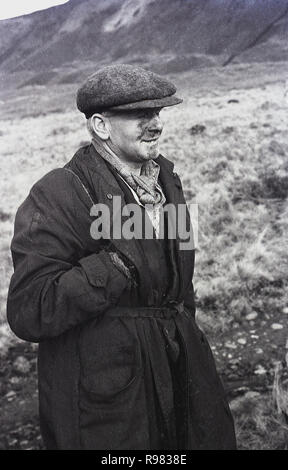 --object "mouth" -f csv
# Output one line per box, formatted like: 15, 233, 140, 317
141, 137, 160, 144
